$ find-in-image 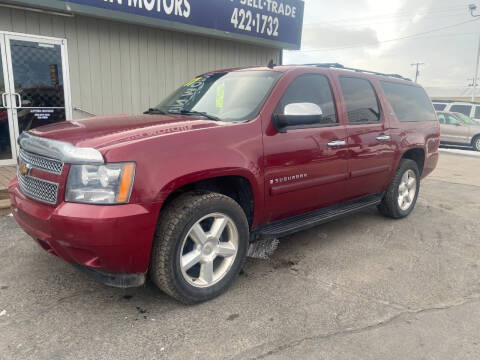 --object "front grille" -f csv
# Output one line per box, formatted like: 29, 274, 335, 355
19, 149, 64, 174
17, 172, 59, 204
